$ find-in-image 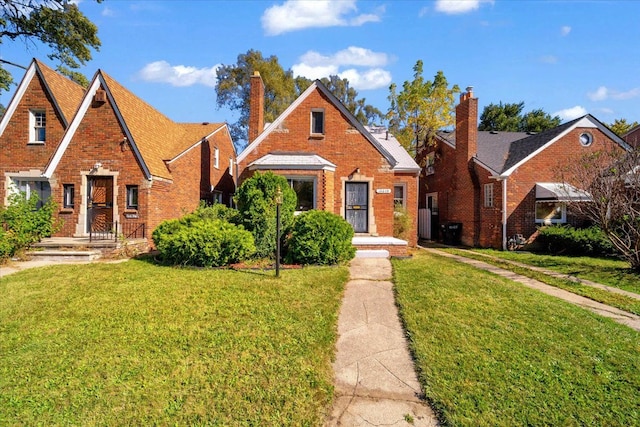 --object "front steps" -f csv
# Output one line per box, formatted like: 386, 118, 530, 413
352, 236, 409, 258
28, 237, 149, 262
